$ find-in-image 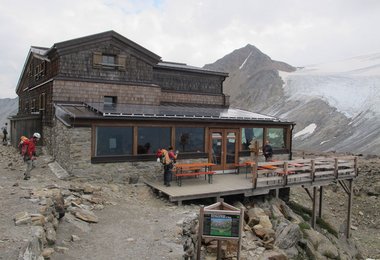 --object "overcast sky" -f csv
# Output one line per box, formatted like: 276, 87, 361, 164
1, 0, 379, 98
